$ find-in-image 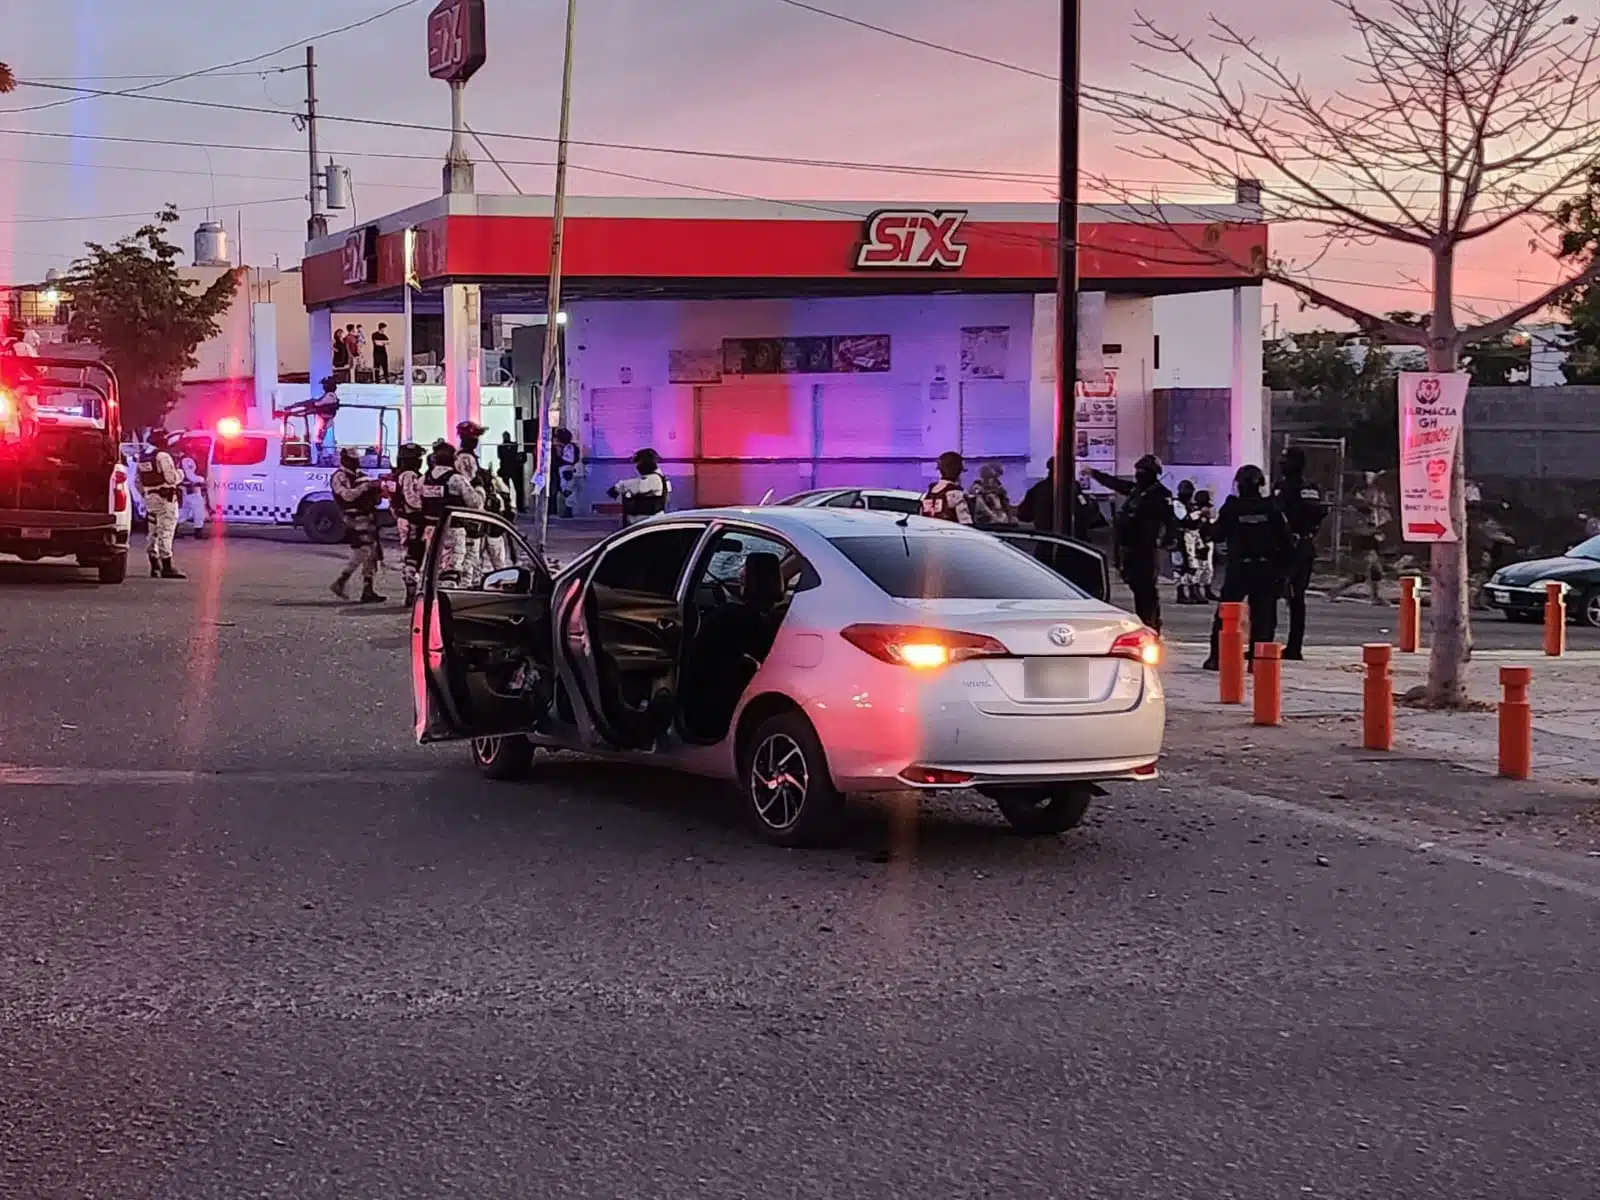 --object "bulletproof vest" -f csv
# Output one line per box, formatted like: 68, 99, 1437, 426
1229, 495, 1283, 561
334, 467, 379, 515
621, 473, 668, 518
1277, 477, 1325, 538
420, 467, 462, 521
476, 467, 503, 514
1115, 483, 1169, 550
390, 469, 419, 517
919, 479, 963, 521
138, 451, 175, 496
